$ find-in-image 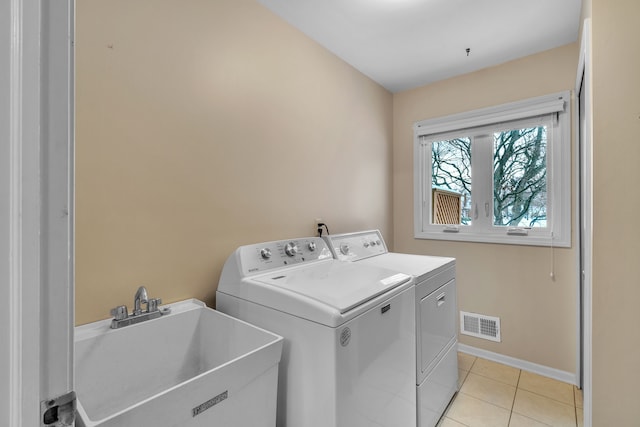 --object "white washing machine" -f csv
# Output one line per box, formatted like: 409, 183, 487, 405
216, 237, 417, 427
323, 230, 458, 427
